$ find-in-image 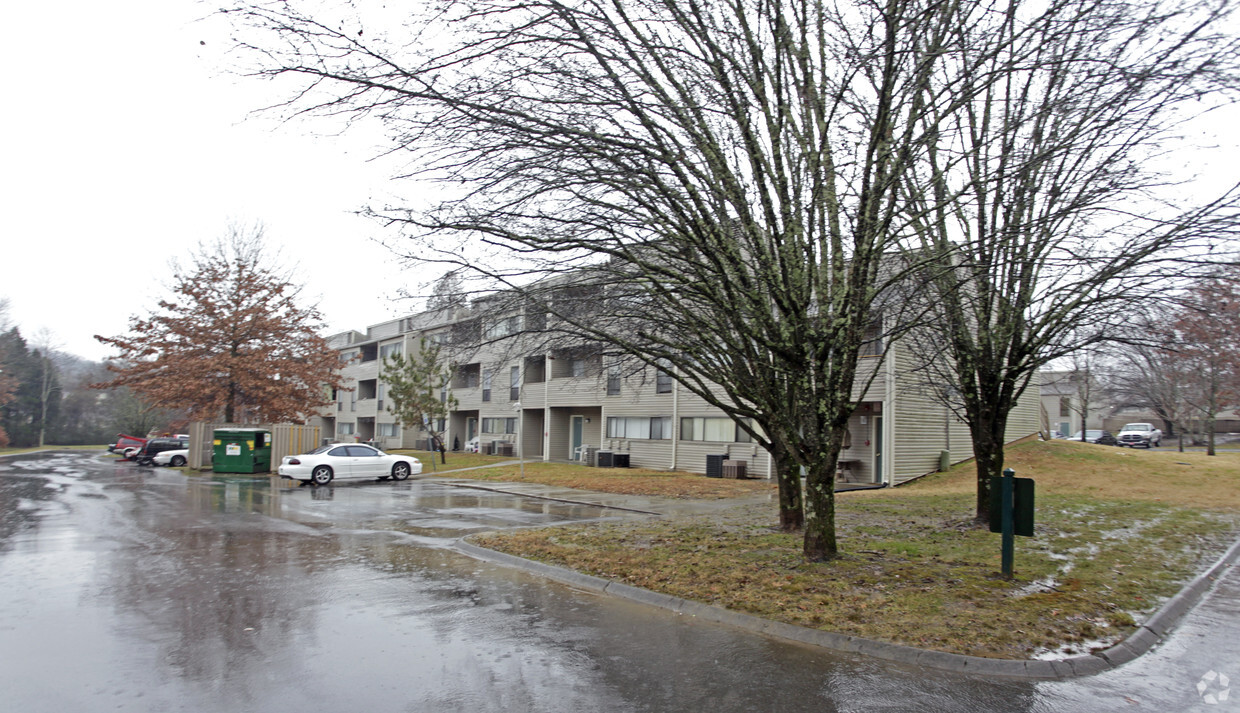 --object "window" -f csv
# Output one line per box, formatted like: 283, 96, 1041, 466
680, 416, 741, 442
606, 361, 621, 396
339, 349, 359, 364
656, 362, 673, 394
482, 417, 517, 434
456, 363, 481, 389
484, 315, 521, 340
378, 423, 399, 437
1059, 396, 1071, 418
735, 418, 763, 443
510, 365, 520, 401
379, 342, 403, 361
571, 358, 585, 378
377, 382, 386, 411
482, 370, 492, 402
859, 318, 883, 357
337, 422, 356, 436
606, 416, 671, 439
